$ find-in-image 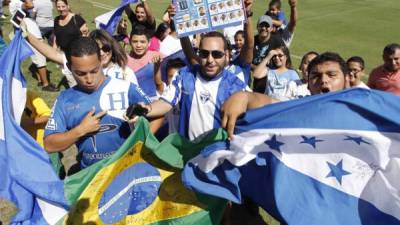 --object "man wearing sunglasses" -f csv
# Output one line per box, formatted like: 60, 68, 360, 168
131, 31, 249, 141
43, 37, 156, 170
